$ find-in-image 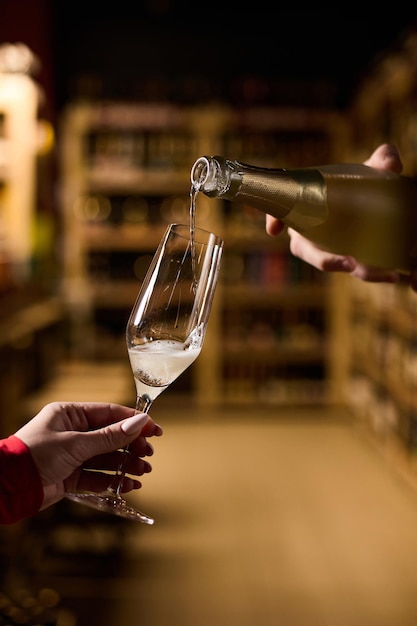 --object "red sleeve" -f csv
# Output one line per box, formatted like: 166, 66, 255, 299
0, 435, 44, 524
